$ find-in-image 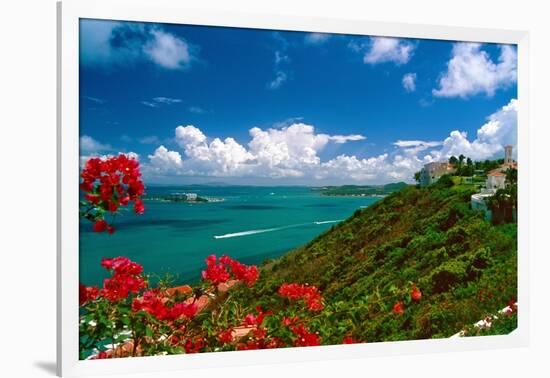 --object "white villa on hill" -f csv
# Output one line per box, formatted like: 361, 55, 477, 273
470, 145, 517, 220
